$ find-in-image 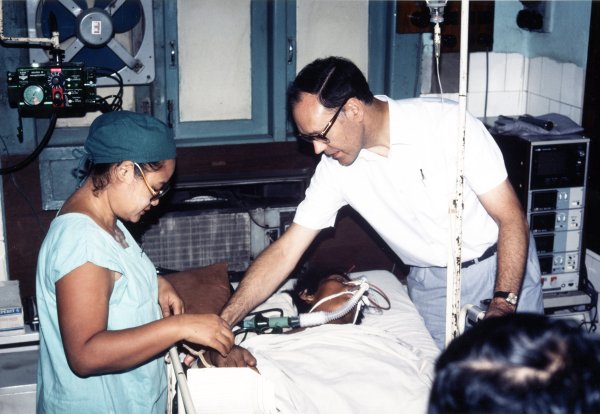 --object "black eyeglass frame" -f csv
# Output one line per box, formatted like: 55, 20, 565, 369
133, 162, 171, 201
296, 97, 350, 144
